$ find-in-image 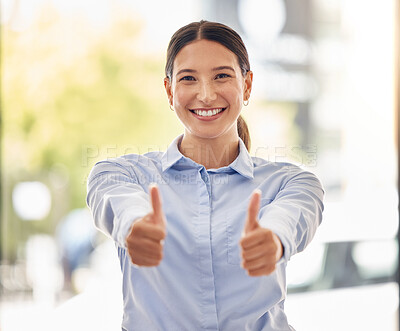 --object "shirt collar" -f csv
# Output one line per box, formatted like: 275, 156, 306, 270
229, 138, 254, 179
161, 135, 254, 179
161, 135, 187, 172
